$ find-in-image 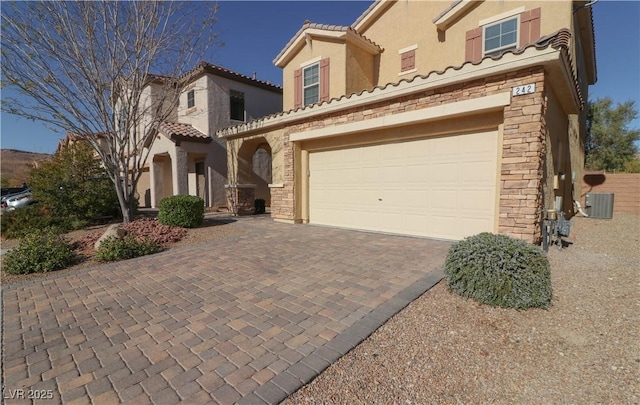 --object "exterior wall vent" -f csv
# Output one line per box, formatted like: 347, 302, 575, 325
585, 192, 614, 219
